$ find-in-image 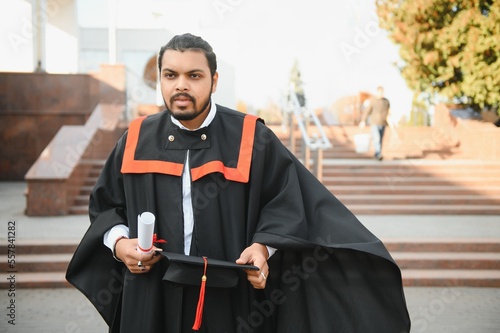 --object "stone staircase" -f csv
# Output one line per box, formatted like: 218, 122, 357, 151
275, 124, 500, 215
2, 123, 499, 289
323, 161, 500, 215
69, 125, 500, 216
387, 239, 500, 287
0, 240, 75, 288
68, 159, 105, 215
2, 238, 499, 289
